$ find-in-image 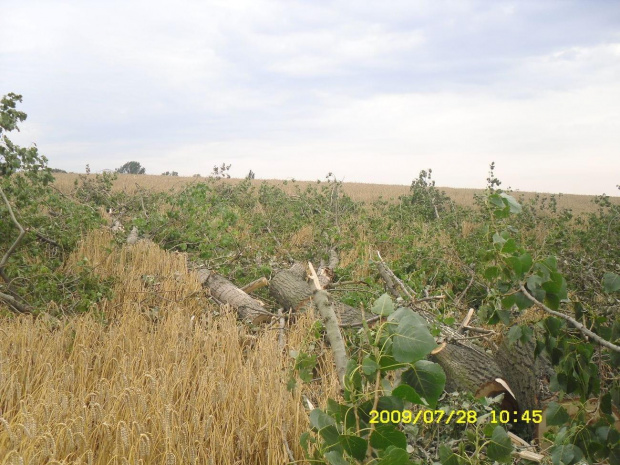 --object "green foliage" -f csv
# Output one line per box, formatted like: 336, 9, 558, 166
476, 178, 620, 463
116, 161, 145, 174
0, 93, 106, 316
297, 294, 523, 464
485, 426, 512, 463
400, 169, 454, 222
74, 170, 119, 208
1, 93, 53, 185
298, 294, 445, 463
